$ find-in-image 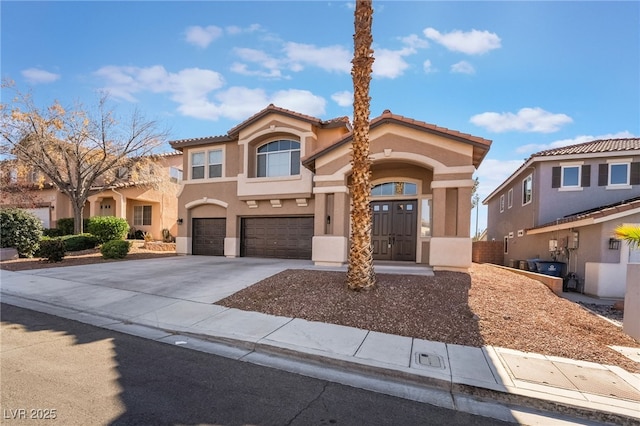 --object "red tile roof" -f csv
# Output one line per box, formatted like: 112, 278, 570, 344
533, 138, 640, 157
